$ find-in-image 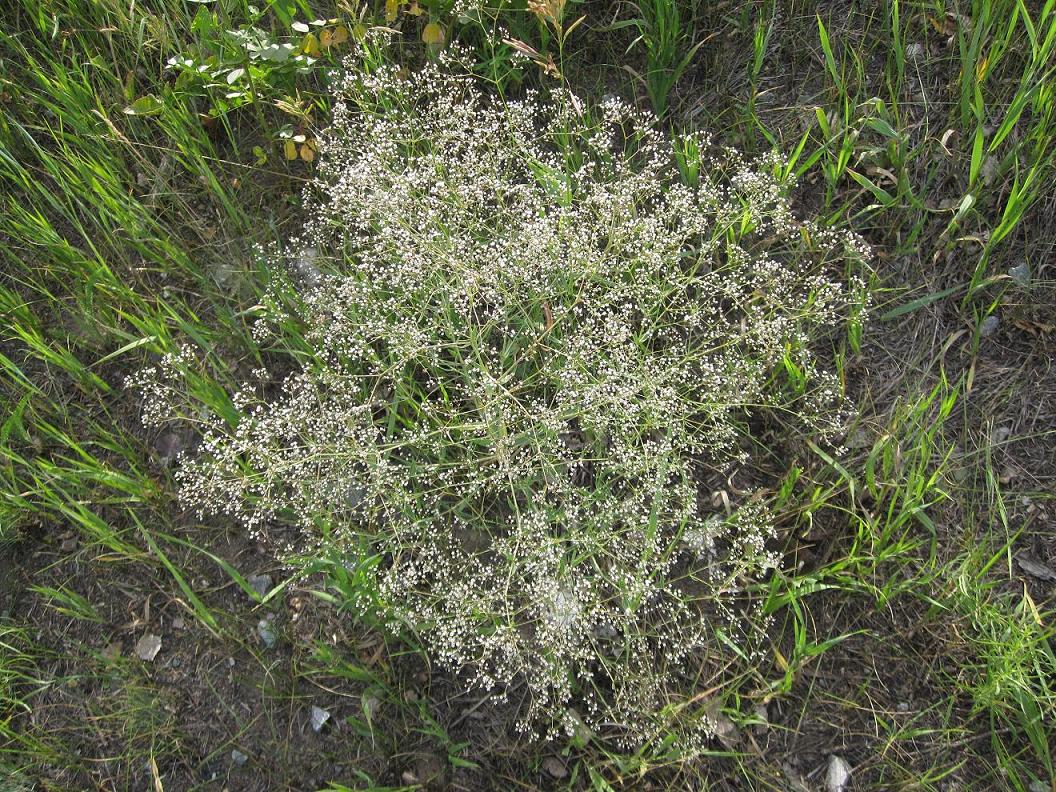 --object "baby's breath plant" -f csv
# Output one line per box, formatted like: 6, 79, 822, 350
145, 50, 869, 748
